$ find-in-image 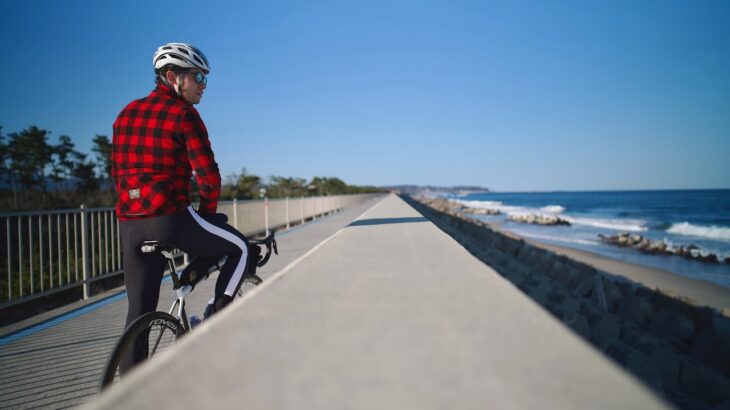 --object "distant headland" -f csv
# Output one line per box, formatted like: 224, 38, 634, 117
381, 185, 489, 197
